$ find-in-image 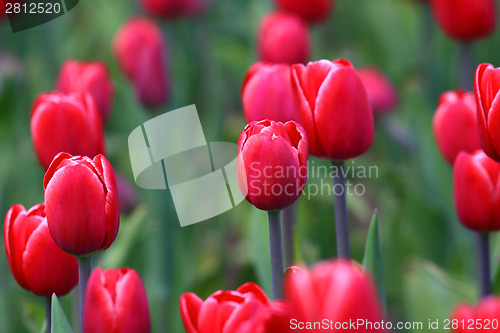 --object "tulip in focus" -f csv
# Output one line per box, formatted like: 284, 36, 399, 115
140, 0, 207, 17
237, 120, 308, 211
4, 204, 78, 296
113, 17, 170, 108
84, 267, 151, 333
429, 0, 497, 42
31, 92, 105, 170
273, 0, 333, 23
433, 89, 480, 165
257, 12, 310, 65
44, 153, 120, 256
56, 59, 115, 122
453, 150, 500, 232
450, 297, 500, 333
291, 59, 373, 160
358, 67, 398, 116
242, 62, 297, 123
